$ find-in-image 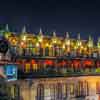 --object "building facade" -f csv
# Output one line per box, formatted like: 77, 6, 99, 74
13, 76, 100, 100
0, 25, 100, 100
